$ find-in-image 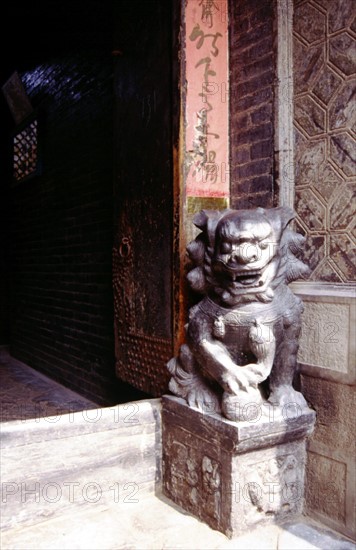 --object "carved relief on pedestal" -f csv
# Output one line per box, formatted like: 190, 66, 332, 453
202, 456, 221, 520
165, 436, 223, 522
245, 454, 302, 517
